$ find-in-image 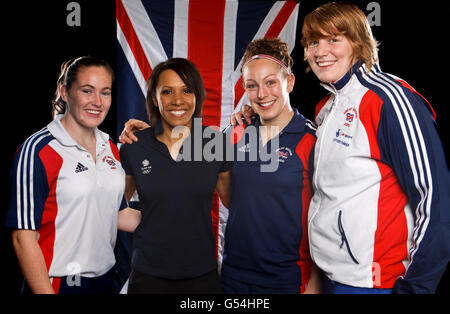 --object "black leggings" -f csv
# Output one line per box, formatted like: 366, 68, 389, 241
127, 269, 223, 294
